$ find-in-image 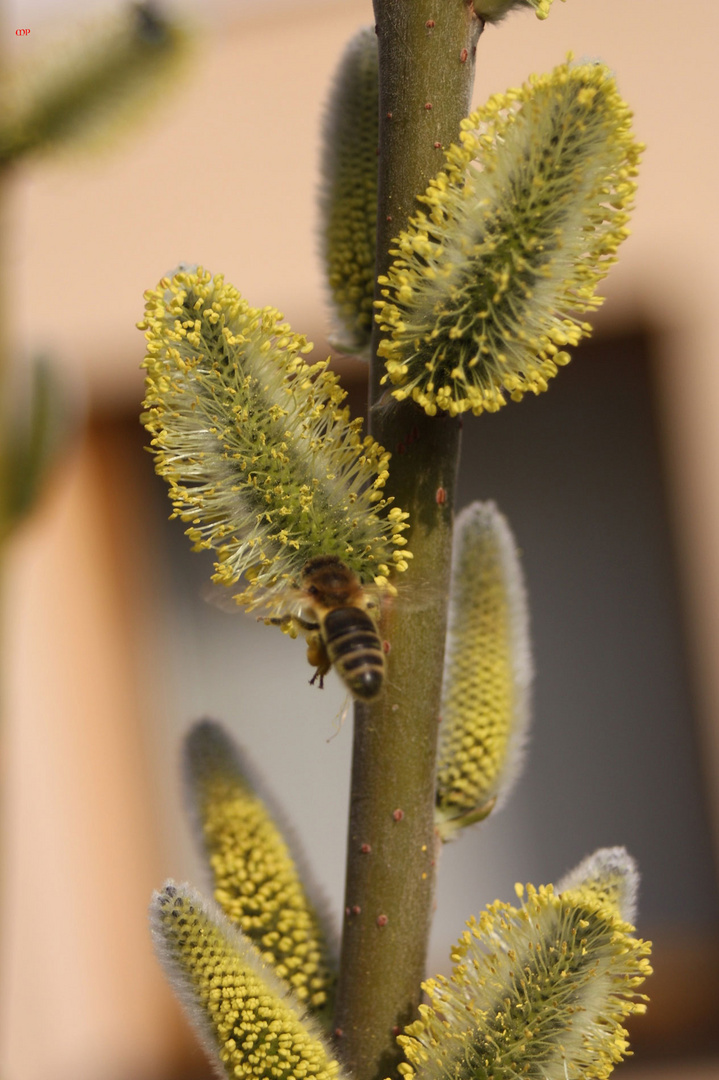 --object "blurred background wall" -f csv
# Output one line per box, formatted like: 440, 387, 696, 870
3, 1, 719, 1079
